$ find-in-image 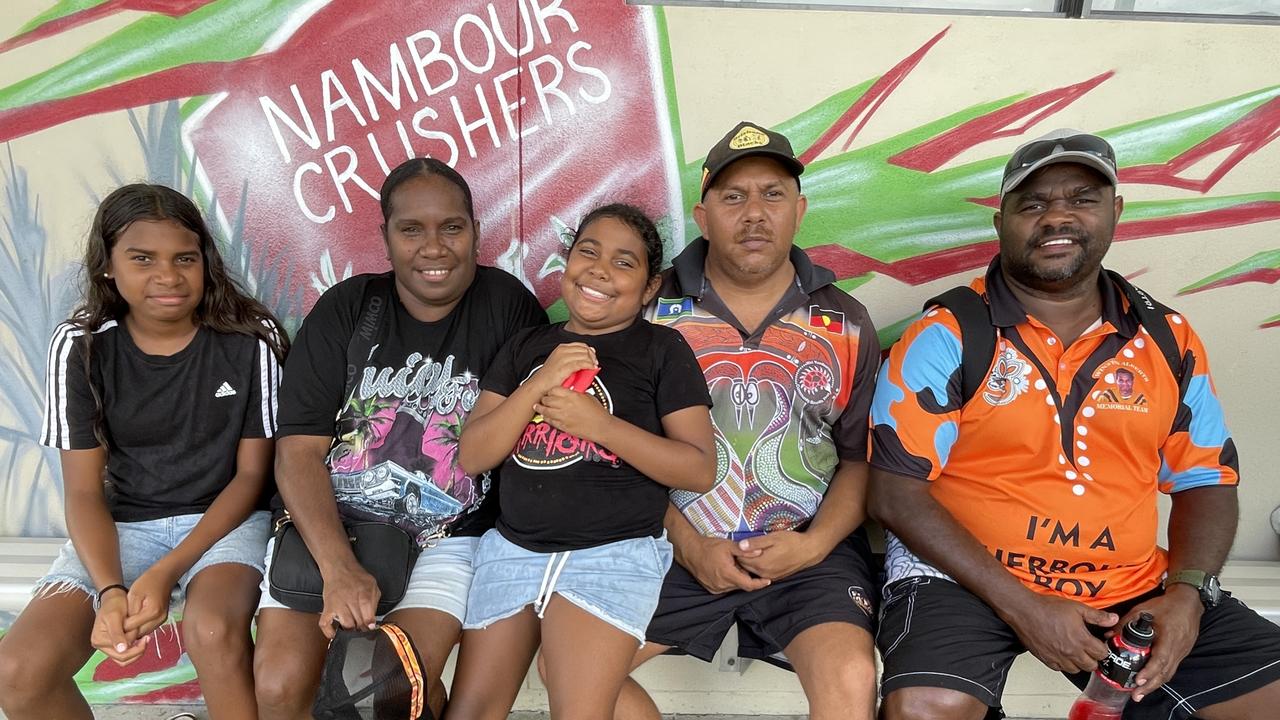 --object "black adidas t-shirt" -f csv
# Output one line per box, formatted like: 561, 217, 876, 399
40, 320, 281, 522
481, 320, 712, 552
277, 267, 546, 541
